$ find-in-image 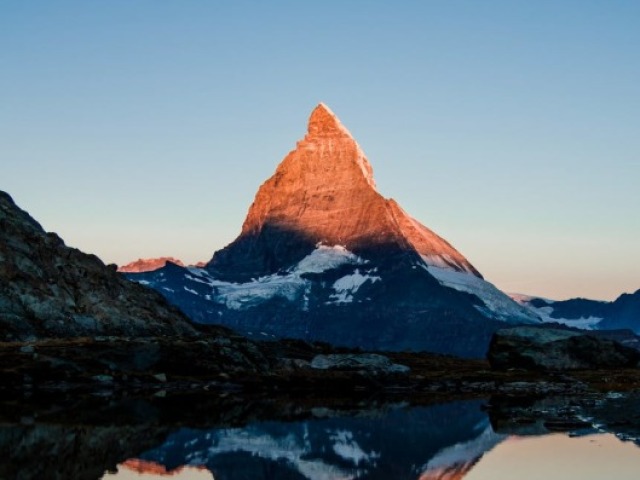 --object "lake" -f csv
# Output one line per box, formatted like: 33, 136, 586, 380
2, 393, 639, 479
